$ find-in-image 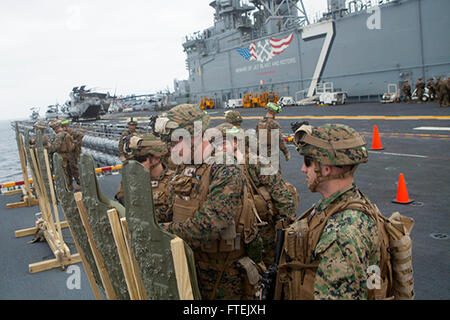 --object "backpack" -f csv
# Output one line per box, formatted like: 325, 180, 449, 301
341, 200, 415, 300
